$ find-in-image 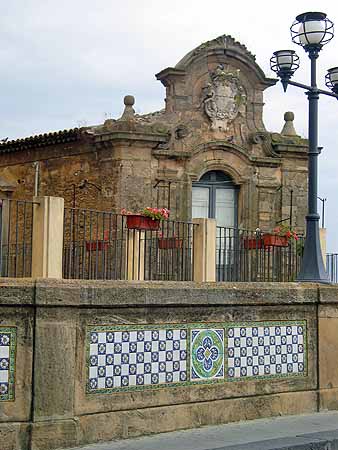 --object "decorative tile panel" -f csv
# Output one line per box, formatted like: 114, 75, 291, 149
86, 321, 307, 394
87, 326, 187, 393
227, 322, 306, 380
0, 327, 16, 401
191, 329, 224, 381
